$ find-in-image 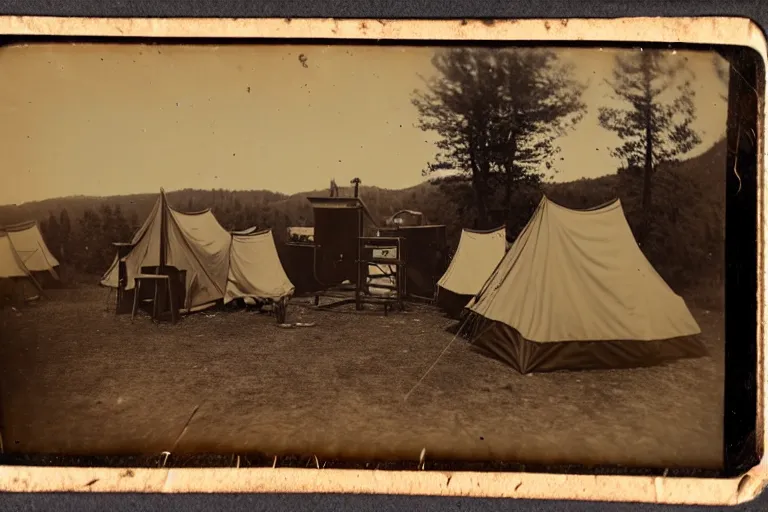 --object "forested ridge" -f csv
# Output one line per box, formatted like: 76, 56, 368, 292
0, 138, 725, 294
